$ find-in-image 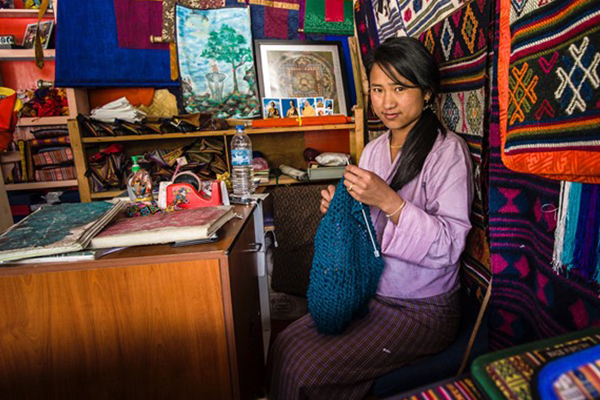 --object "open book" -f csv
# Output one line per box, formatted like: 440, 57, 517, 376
90, 206, 235, 249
